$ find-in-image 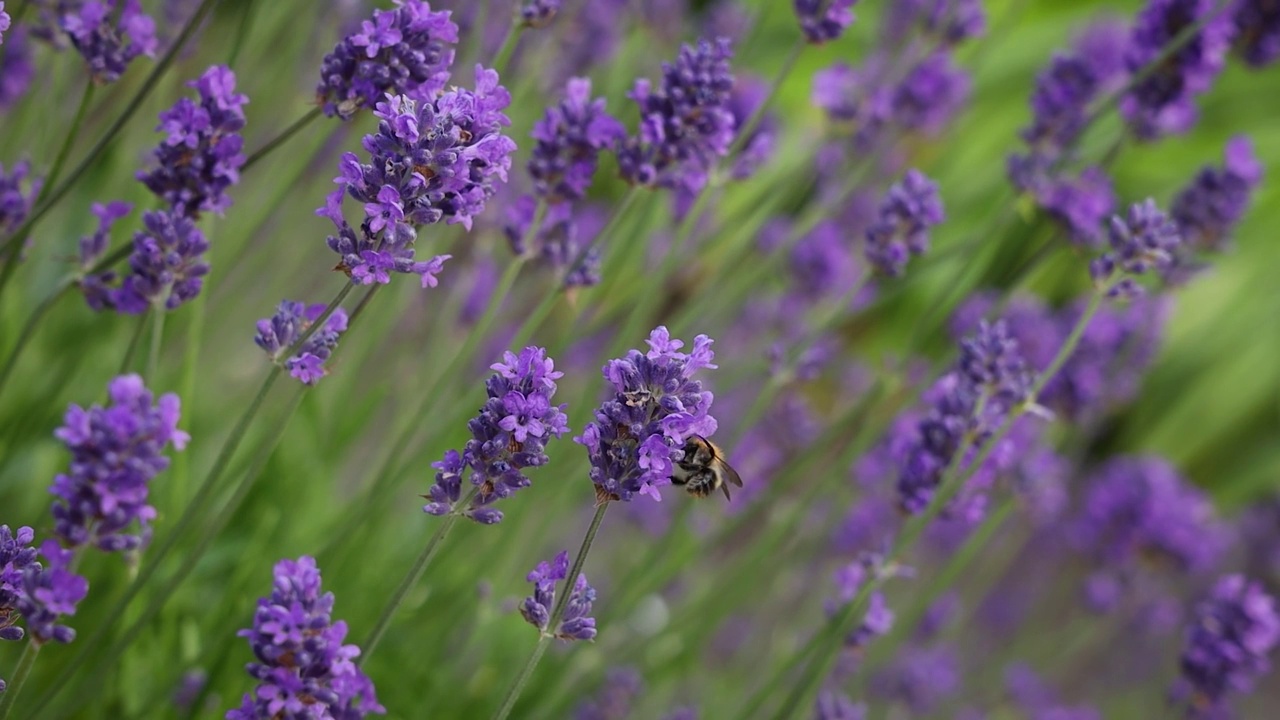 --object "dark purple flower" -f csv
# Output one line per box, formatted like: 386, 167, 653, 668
885, 0, 986, 46
321, 67, 514, 286
0, 159, 41, 236
520, 0, 561, 28
13, 541, 88, 645
1089, 198, 1183, 297
520, 550, 597, 641
228, 556, 383, 719
527, 77, 625, 203
316, 0, 458, 119
815, 692, 866, 720
794, 0, 858, 44
138, 65, 248, 218
576, 327, 719, 502
891, 53, 971, 136
1171, 135, 1263, 257
617, 37, 736, 192
871, 645, 961, 713
86, 208, 210, 313
423, 347, 569, 524
864, 169, 945, 277
1010, 158, 1116, 247
50, 374, 188, 552
504, 197, 602, 287
60, 0, 158, 83
1121, 0, 1233, 140
575, 668, 642, 720
1178, 575, 1280, 717
1233, 0, 1280, 67
1, 525, 39, 648
0, 27, 35, 109
254, 301, 351, 386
